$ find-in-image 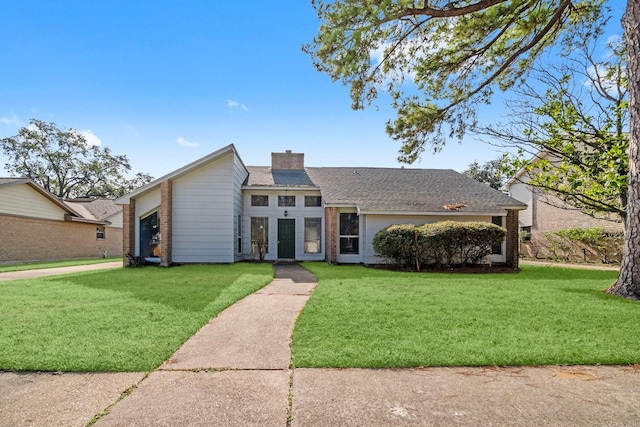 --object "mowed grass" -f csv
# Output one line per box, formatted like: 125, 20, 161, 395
293, 263, 640, 368
0, 263, 273, 372
0, 257, 121, 273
